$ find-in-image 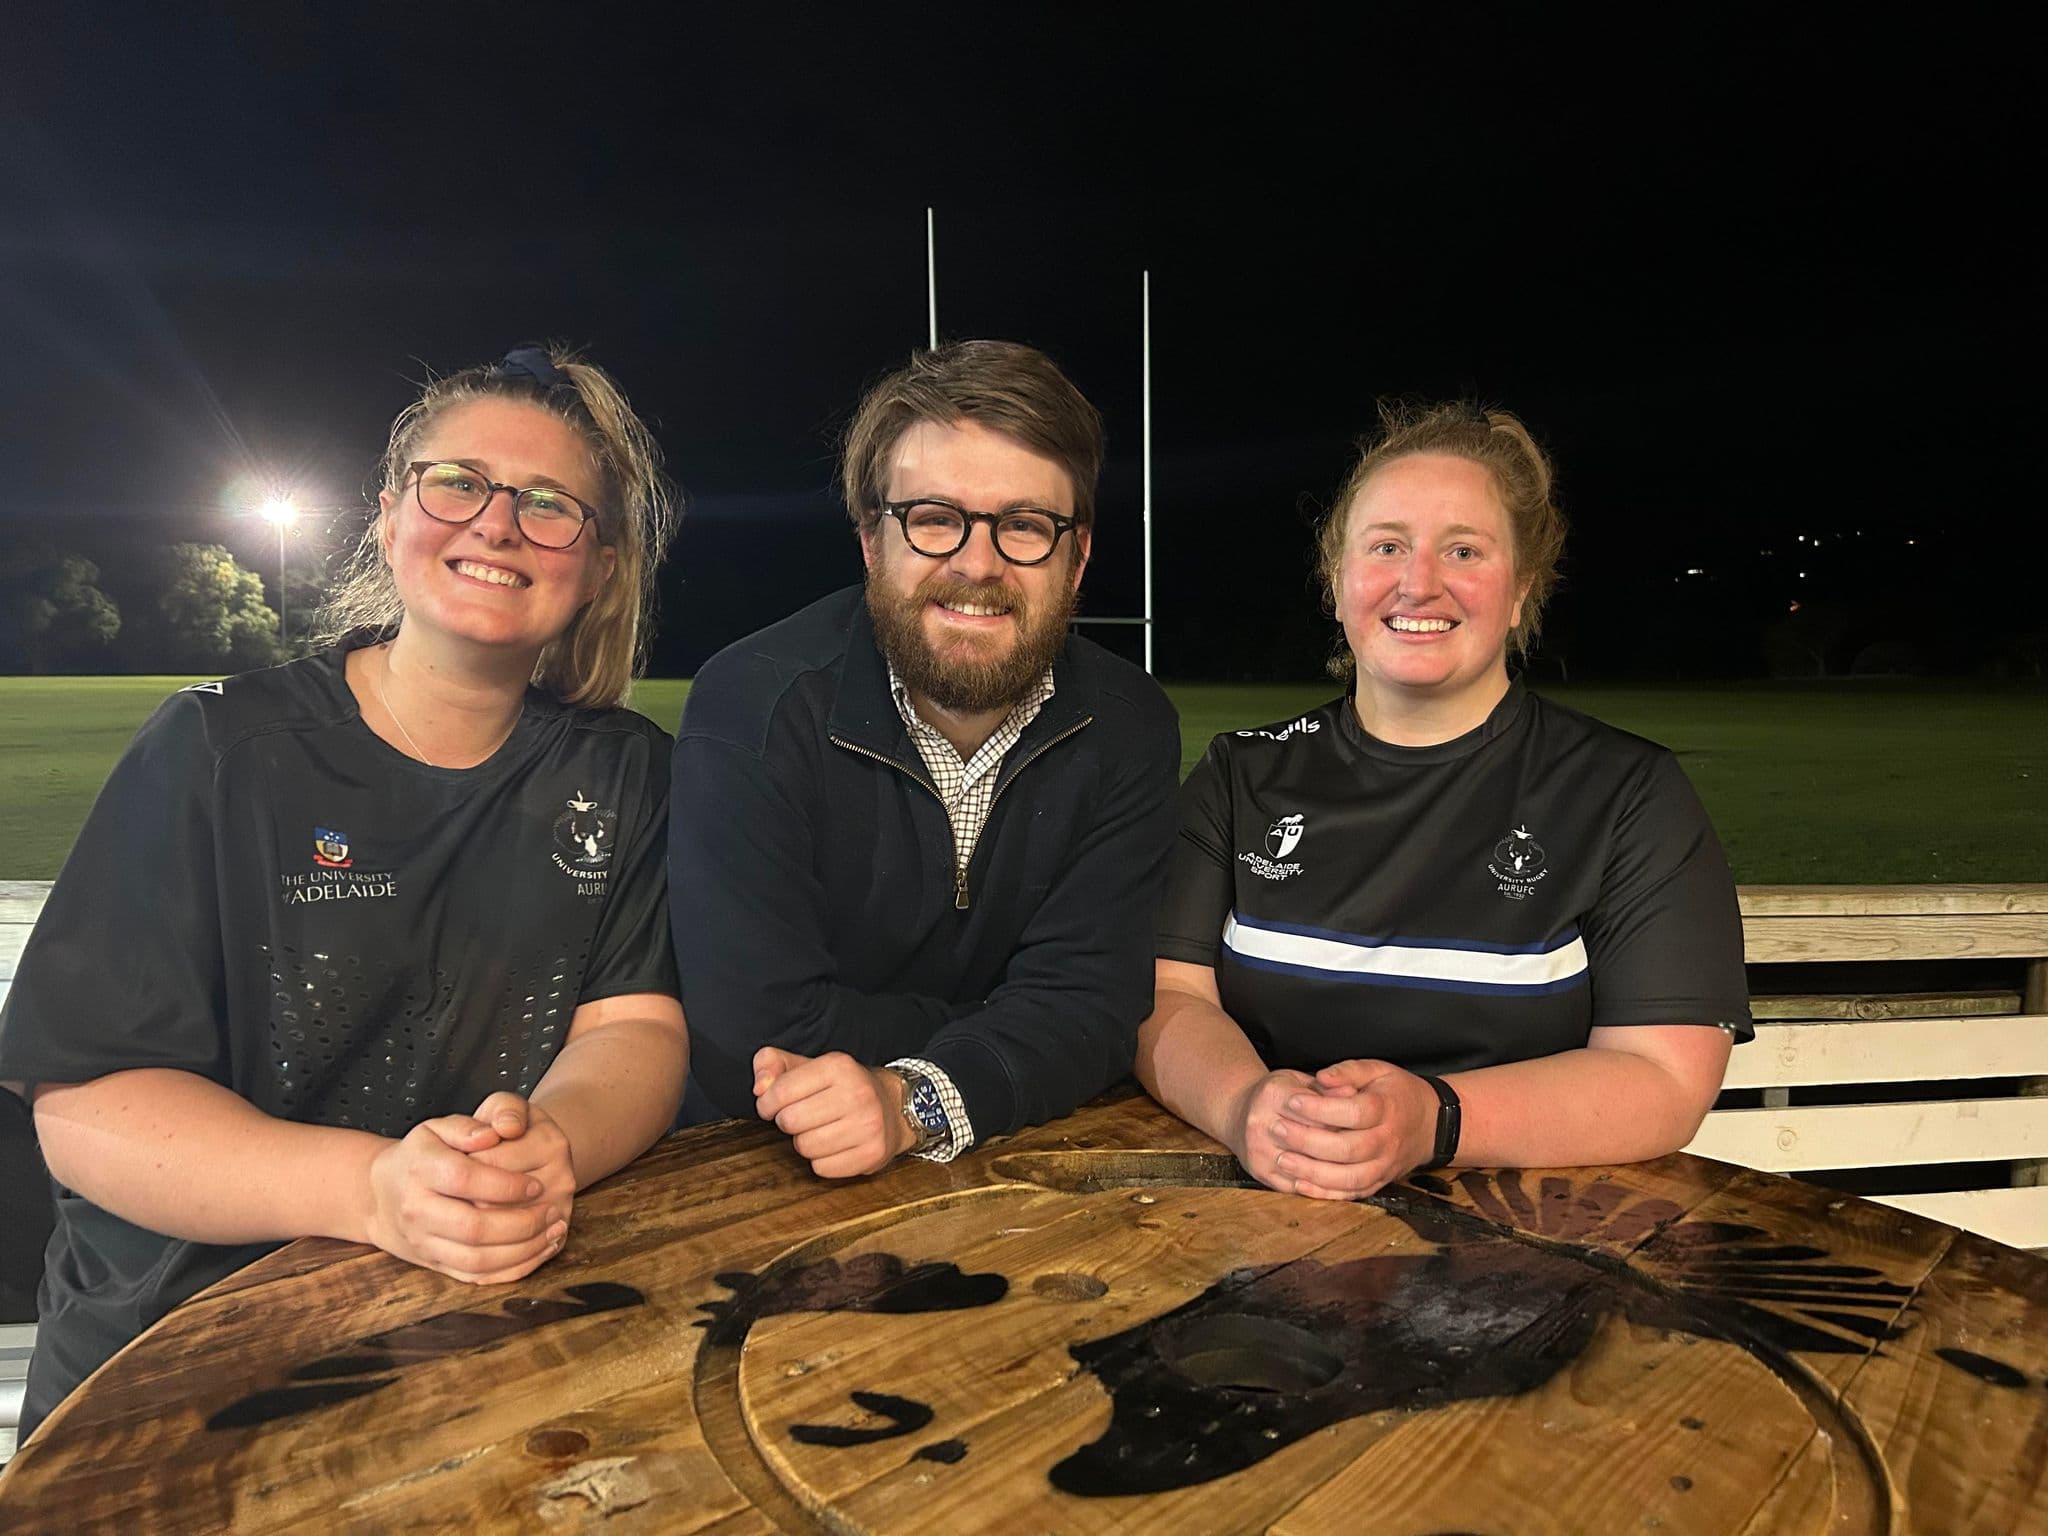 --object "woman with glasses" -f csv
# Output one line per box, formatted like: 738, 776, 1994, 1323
1140, 403, 1752, 1200
0, 346, 686, 1441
